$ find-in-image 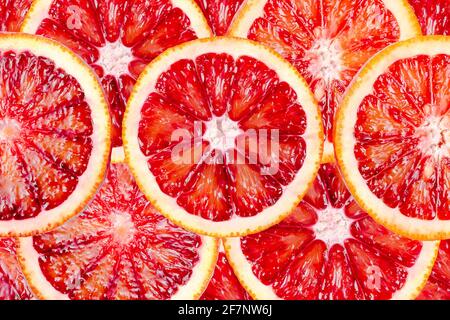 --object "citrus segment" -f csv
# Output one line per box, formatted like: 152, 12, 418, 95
0, 34, 110, 236
201, 251, 251, 300
194, 0, 244, 35
18, 159, 218, 300
0, 238, 34, 299
409, 0, 450, 35
224, 163, 439, 300
335, 37, 450, 240
124, 37, 323, 237
0, 0, 32, 31
22, 0, 211, 149
417, 240, 450, 299
230, 0, 421, 162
